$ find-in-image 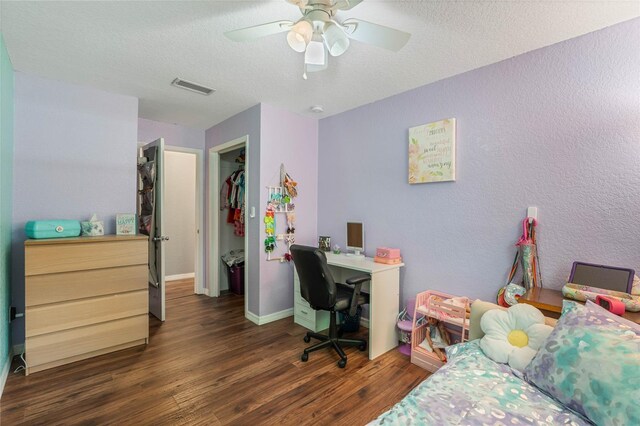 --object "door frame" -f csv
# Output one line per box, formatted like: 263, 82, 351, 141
209, 135, 249, 318
164, 146, 205, 295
